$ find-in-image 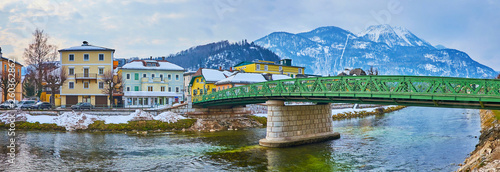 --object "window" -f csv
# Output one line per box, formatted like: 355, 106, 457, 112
3, 65, 5, 73
134, 73, 139, 80
98, 68, 104, 75
139, 98, 143, 105
161, 86, 165, 92
69, 54, 74, 61
126, 74, 130, 80
279, 66, 283, 71
83, 82, 89, 89
151, 74, 155, 79
264, 65, 268, 71
148, 86, 153, 91
211, 88, 215, 92
133, 98, 137, 105
144, 98, 148, 105
298, 68, 303, 74
160, 74, 163, 81
175, 74, 179, 80
193, 89, 198, 95
126, 87, 130, 91
134, 86, 139, 91
98, 82, 104, 89
256, 64, 260, 70
69, 82, 74, 89
167, 74, 171, 80
196, 78, 199, 83
200, 89, 203, 95
83, 54, 89, 61
143, 73, 147, 78
168, 87, 172, 92
176, 87, 179, 93
68, 68, 74, 75
98, 54, 104, 61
